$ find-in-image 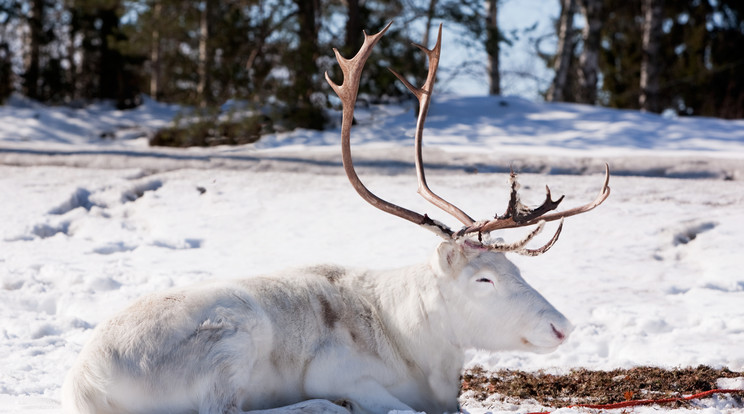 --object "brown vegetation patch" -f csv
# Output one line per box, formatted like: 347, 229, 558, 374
461, 365, 742, 408
150, 115, 270, 147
